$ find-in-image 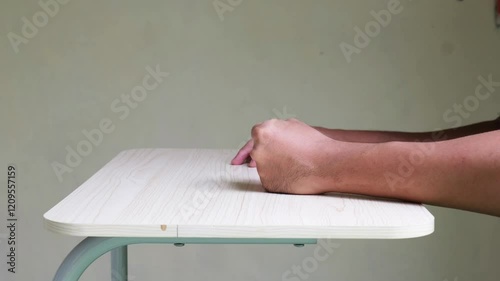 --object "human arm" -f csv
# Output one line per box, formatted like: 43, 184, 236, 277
313, 116, 500, 143
234, 118, 500, 217
318, 130, 500, 216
